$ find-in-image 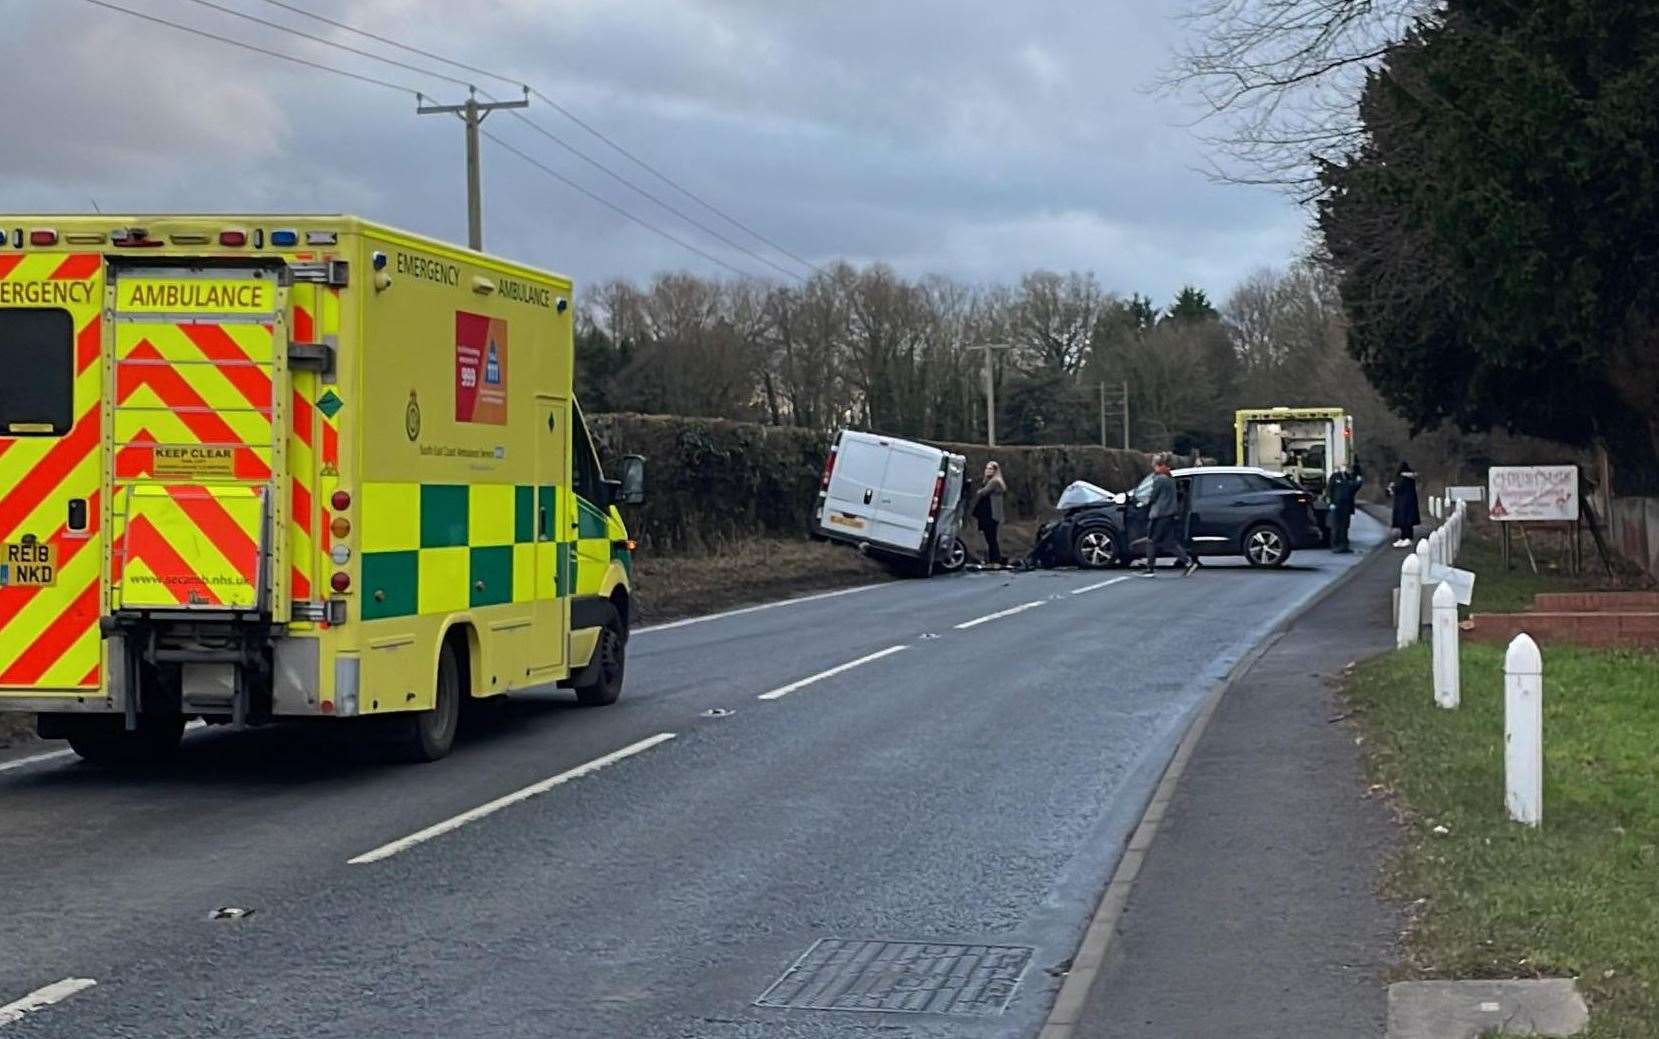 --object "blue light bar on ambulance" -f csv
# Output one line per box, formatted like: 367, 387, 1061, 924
270, 229, 299, 248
